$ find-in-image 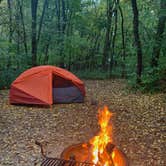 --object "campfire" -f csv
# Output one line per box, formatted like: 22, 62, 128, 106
89, 106, 114, 165
61, 106, 128, 166
37, 106, 128, 166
